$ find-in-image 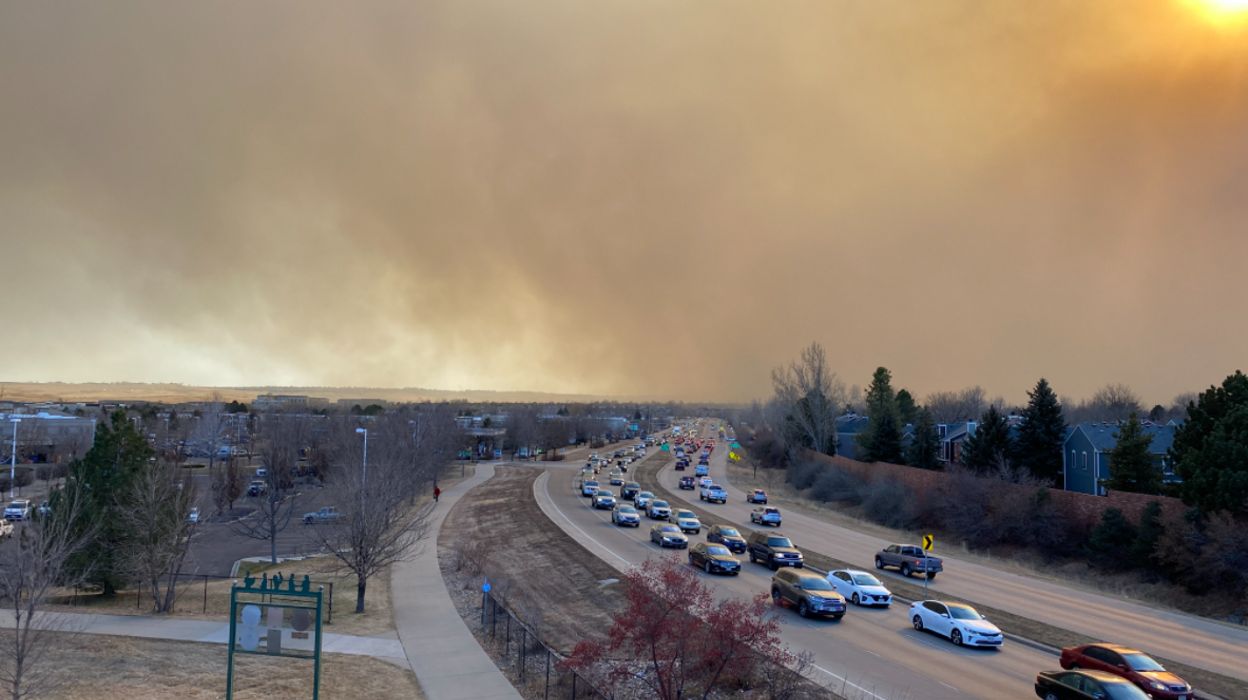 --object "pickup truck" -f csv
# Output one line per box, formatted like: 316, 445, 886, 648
875, 543, 942, 579
699, 483, 727, 504
303, 506, 342, 525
